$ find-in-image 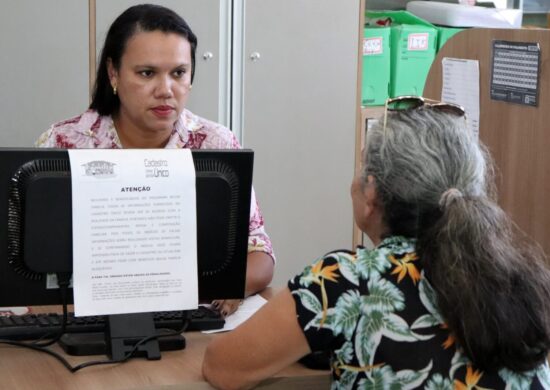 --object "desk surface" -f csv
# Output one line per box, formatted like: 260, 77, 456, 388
0, 292, 330, 390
